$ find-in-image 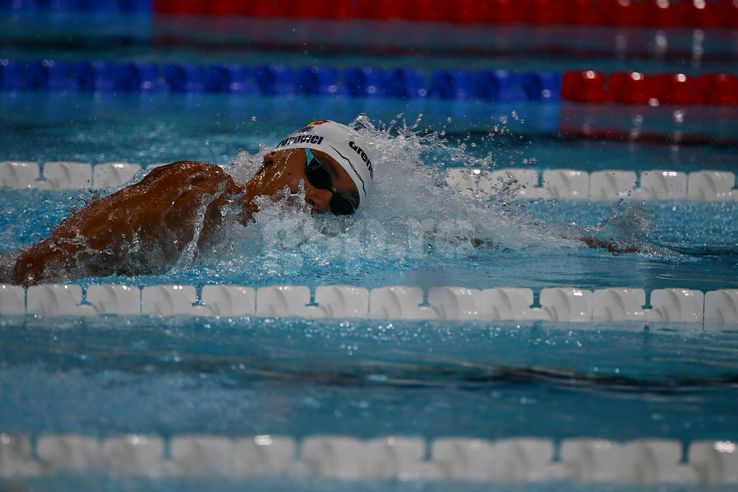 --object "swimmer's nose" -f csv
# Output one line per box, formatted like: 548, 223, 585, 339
304, 185, 333, 213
